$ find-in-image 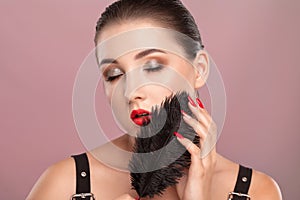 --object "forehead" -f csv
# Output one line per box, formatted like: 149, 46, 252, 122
95, 27, 194, 65
97, 19, 164, 42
